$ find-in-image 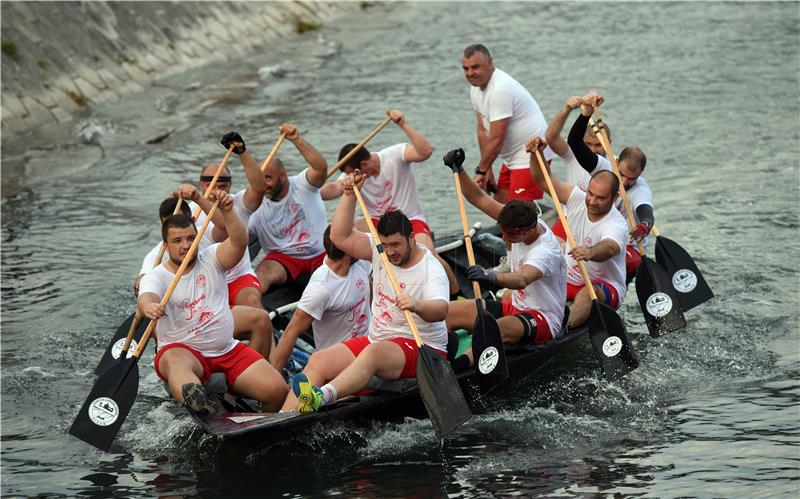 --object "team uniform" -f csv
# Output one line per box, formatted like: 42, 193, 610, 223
340, 143, 432, 237
340, 235, 450, 379
470, 68, 552, 201
297, 259, 372, 350
486, 223, 568, 344
248, 168, 326, 281
562, 186, 629, 308
139, 244, 263, 388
